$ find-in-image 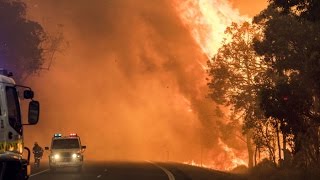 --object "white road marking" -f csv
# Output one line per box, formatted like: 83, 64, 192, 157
148, 161, 175, 180
29, 169, 49, 177
97, 174, 102, 178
